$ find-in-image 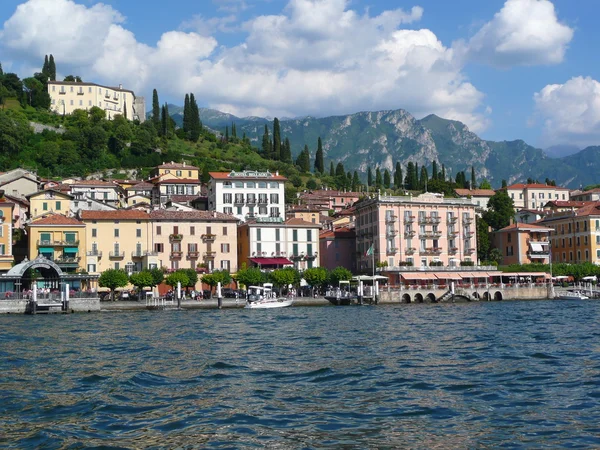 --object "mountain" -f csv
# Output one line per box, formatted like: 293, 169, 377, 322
544, 144, 581, 159
164, 106, 600, 189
